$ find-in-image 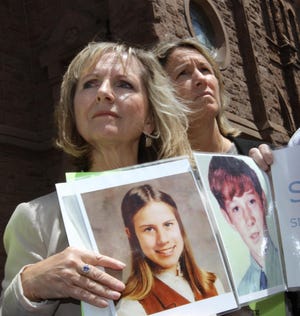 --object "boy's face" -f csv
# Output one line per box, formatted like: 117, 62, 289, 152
222, 188, 267, 264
